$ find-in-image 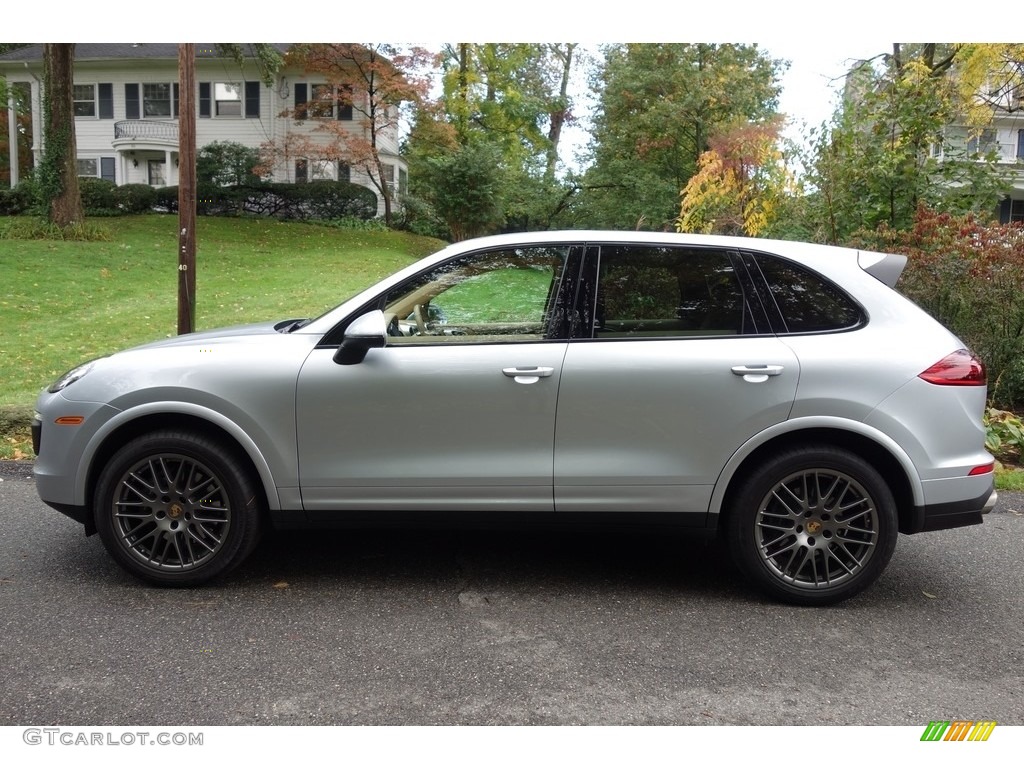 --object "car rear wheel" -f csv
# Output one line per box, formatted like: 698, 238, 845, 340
94, 430, 263, 586
726, 446, 897, 606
